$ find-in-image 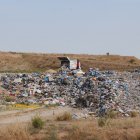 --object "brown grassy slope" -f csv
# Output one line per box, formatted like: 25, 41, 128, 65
0, 52, 140, 72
